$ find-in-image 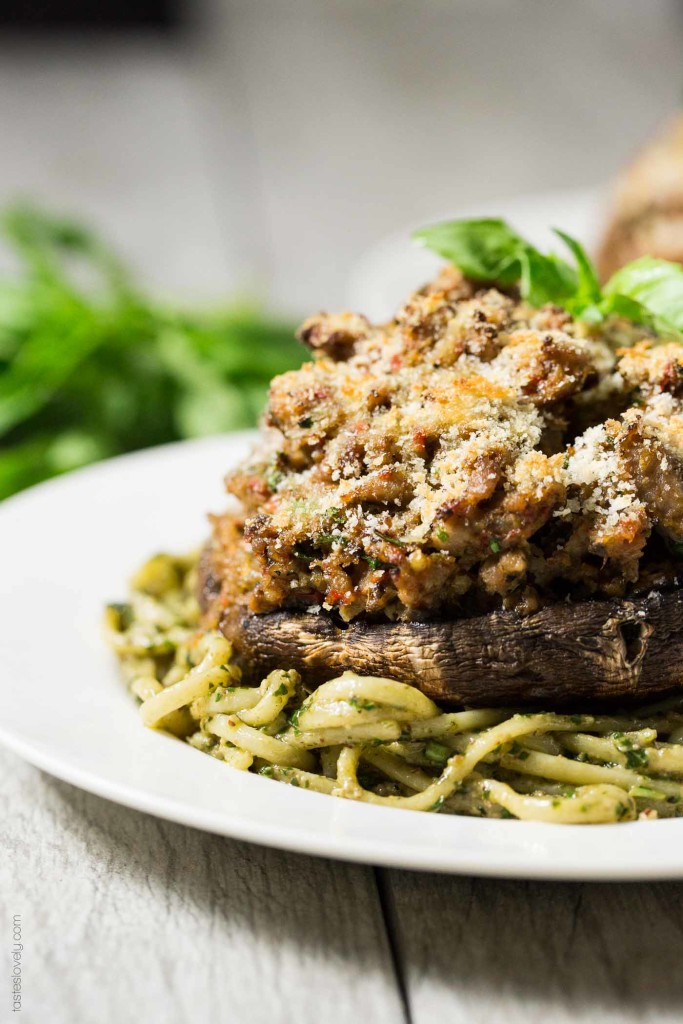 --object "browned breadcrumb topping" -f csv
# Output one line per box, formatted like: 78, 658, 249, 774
206, 266, 683, 625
